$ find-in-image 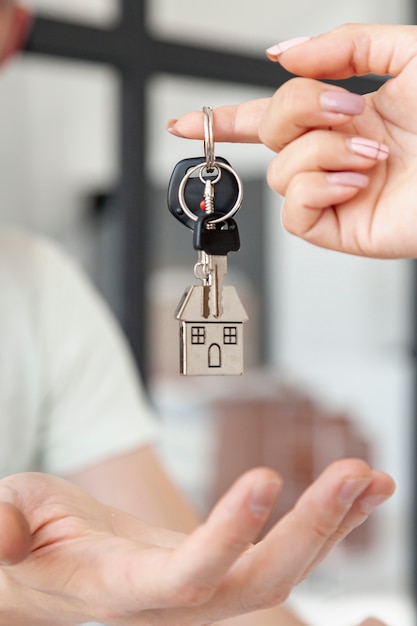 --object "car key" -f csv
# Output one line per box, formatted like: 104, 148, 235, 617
167, 156, 241, 230
193, 211, 240, 318
169, 106, 248, 375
